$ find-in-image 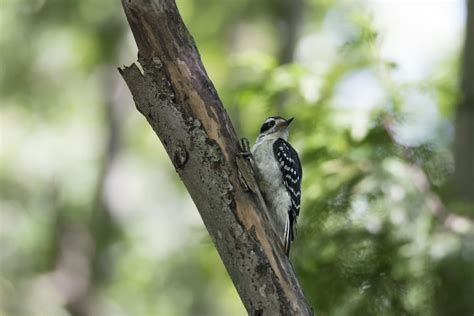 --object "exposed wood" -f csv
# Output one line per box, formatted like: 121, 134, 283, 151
118, 0, 313, 314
